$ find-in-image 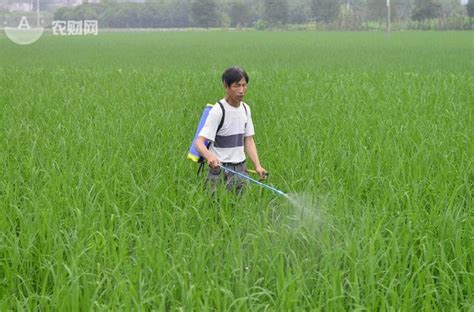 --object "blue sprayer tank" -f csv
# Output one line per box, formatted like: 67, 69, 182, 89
187, 104, 214, 162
